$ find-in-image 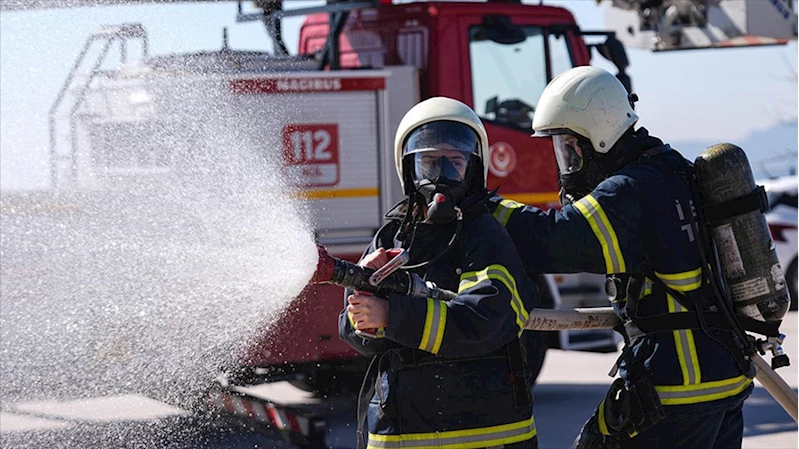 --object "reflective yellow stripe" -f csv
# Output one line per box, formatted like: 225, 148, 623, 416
656, 375, 752, 405
459, 265, 528, 335
492, 198, 525, 227
597, 399, 610, 436
367, 416, 536, 449
573, 195, 626, 273
667, 294, 702, 385
419, 299, 446, 354
656, 268, 703, 292
293, 187, 379, 200
502, 191, 560, 205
